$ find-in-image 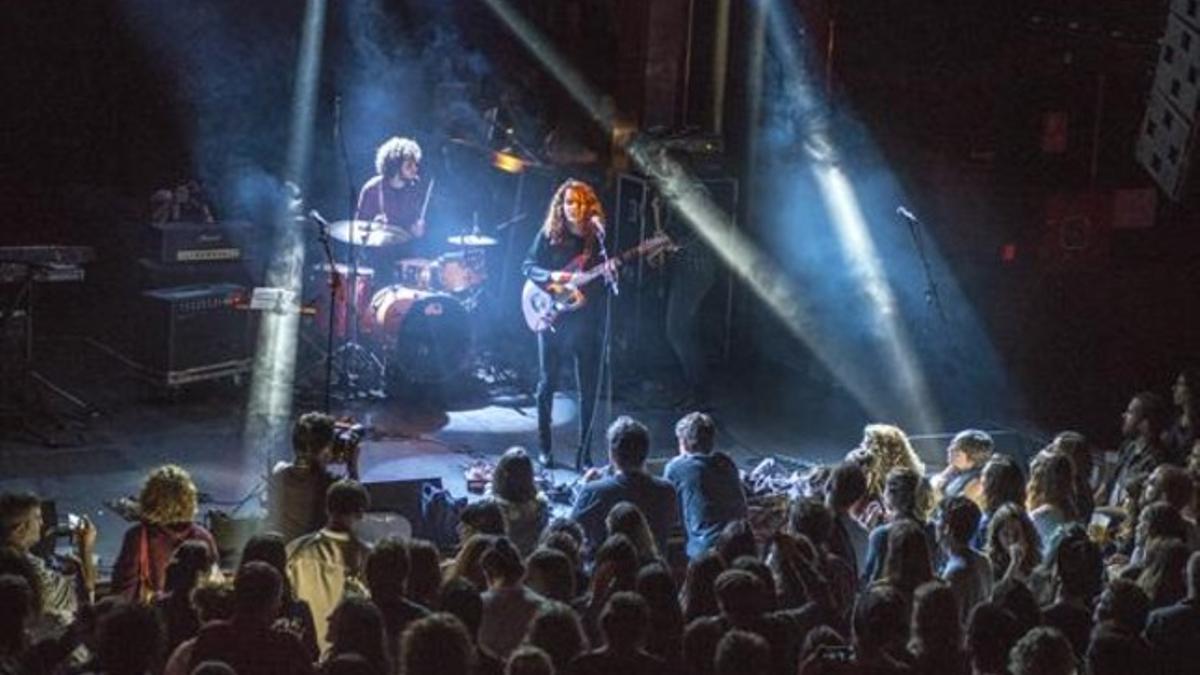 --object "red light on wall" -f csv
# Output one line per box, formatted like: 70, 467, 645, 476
1001, 243, 1018, 263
